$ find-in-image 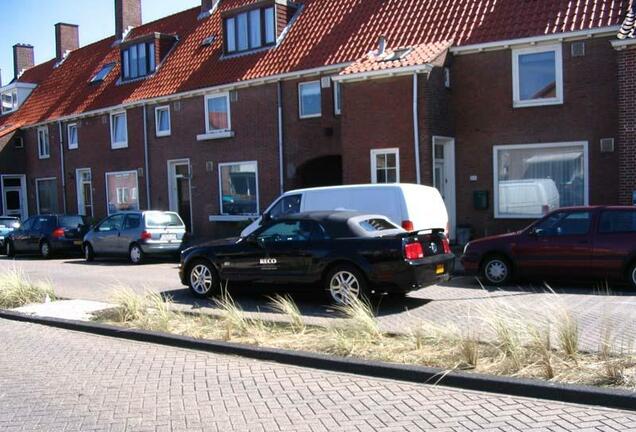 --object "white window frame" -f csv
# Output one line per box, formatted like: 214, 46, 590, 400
333, 80, 342, 115
35, 177, 58, 214
75, 168, 93, 217
492, 141, 589, 219
67, 123, 78, 150
37, 127, 50, 159
155, 105, 171, 137
1, 90, 17, 114
198, 93, 234, 141
370, 148, 400, 184
298, 81, 322, 119
217, 160, 259, 219
105, 170, 139, 215
512, 44, 563, 108
110, 111, 128, 149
